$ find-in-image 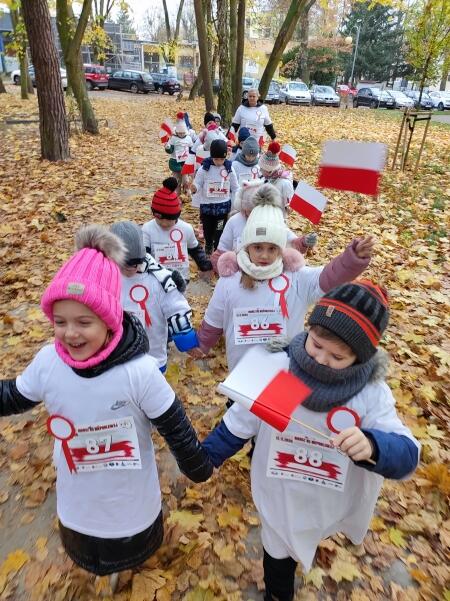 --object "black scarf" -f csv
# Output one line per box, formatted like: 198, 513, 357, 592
288, 332, 377, 412
73, 313, 149, 379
